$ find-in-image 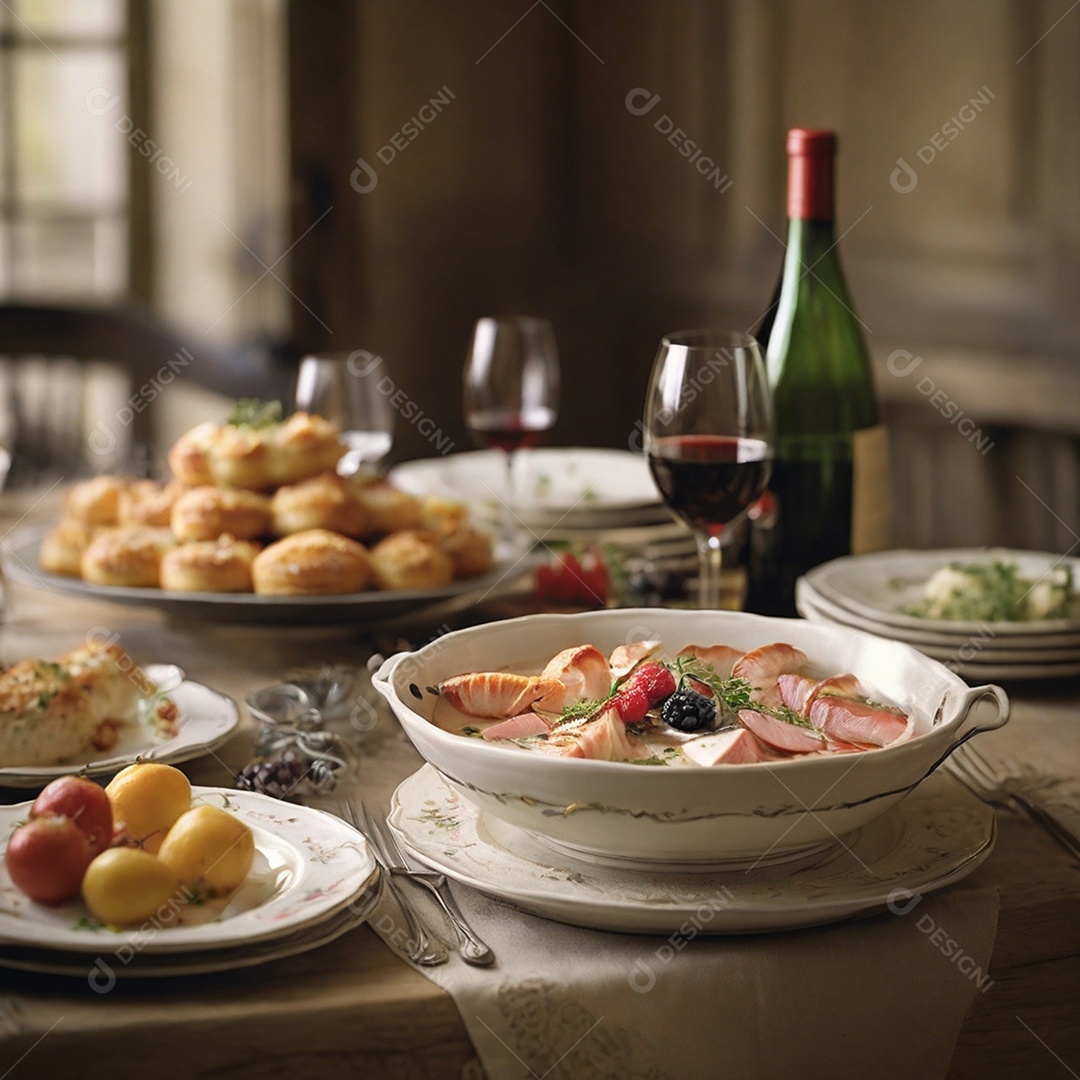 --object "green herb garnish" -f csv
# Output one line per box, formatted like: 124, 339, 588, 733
557, 696, 611, 725
672, 657, 755, 717
229, 398, 283, 429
